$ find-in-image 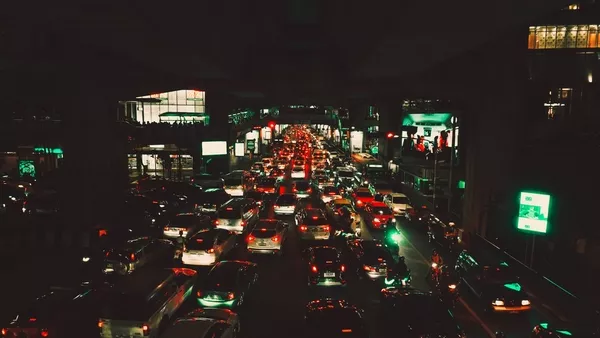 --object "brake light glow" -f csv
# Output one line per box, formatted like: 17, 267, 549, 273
363, 265, 374, 271
312, 216, 318, 220
29, 317, 36, 322
142, 324, 150, 336
213, 220, 219, 225
1, 328, 6, 336
172, 267, 197, 276
342, 329, 353, 333
311, 265, 318, 273
373, 217, 380, 223
356, 200, 363, 205
130, 253, 136, 261
40, 329, 49, 337
271, 235, 280, 242
448, 284, 456, 290
226, 207, 233, 210
323, 225, 330, 231
247, 235, 255, 242
196, 238, 203, 243
300, 225, 307, 231
207, 248, 214, 253
197, 291, 202, 297
152, 200, 159, 204
341, 264, 346, 272
328, 192, 335, 195
241, 221, 247, 227
261, 228, 267, 232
